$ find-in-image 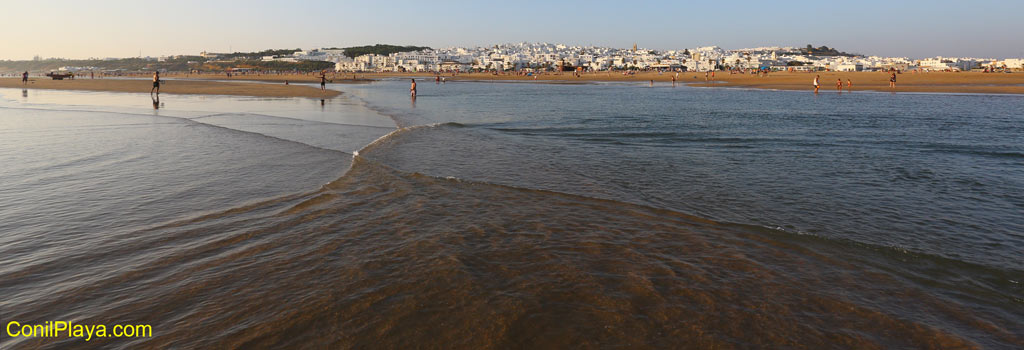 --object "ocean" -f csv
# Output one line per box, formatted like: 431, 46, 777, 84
0, 81, 1021, 349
